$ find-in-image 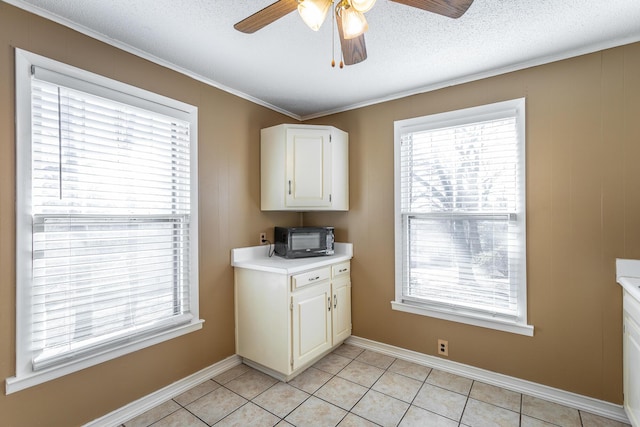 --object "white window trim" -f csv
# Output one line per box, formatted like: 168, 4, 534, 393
392, 98, 533, 337
7, 49, 203, 394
